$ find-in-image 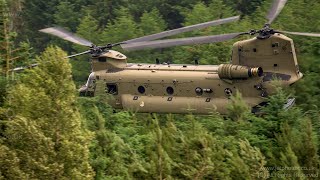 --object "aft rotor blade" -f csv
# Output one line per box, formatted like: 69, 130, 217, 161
66, 50, 91, 58
123, 16, 240, 43
39, 27, 93, 47
266, 0, 288, 24
280, 31, 320, 37
121, 32, 245, 51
